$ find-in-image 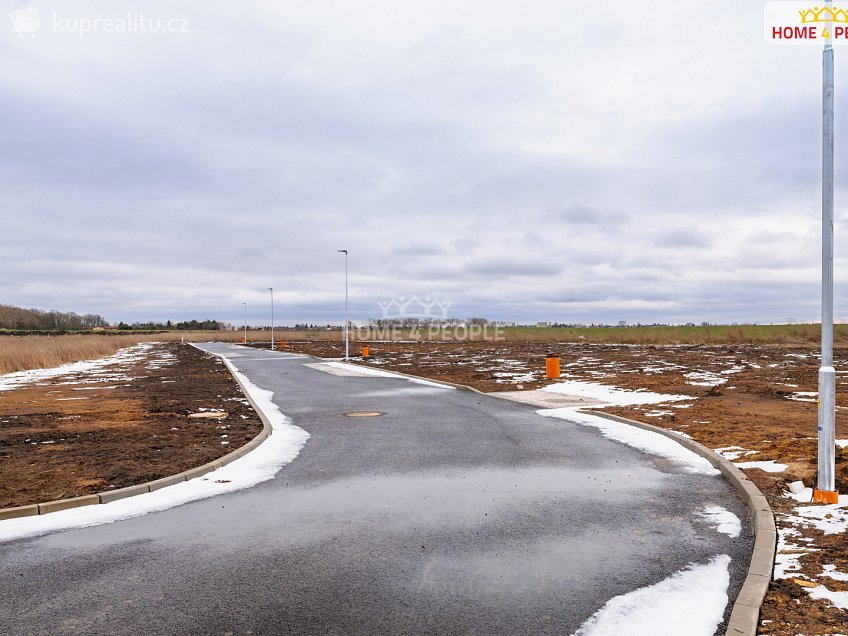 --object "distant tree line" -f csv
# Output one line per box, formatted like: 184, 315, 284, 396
118, 319, 221, 331
292, 323, 342, 330
0, 304, 108, 330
